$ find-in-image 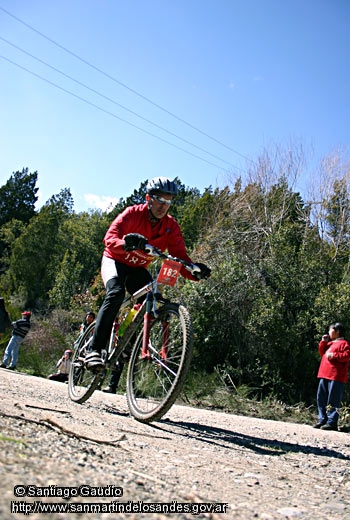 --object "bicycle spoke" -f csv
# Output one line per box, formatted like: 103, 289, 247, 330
127, 303, 193, 423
